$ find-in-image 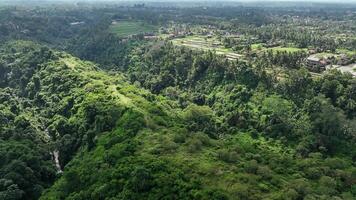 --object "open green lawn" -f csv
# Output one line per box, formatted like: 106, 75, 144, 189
109, 21, 157, 37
